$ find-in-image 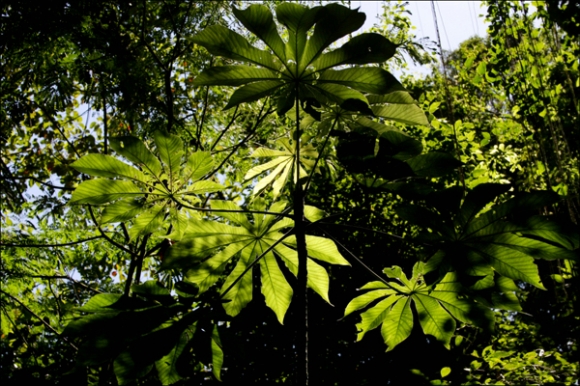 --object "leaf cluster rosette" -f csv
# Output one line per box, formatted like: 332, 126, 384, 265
163, 199, 350, 323
70, 131, 223, 240
346, 263, 495, 350
192, 3, 402, 116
